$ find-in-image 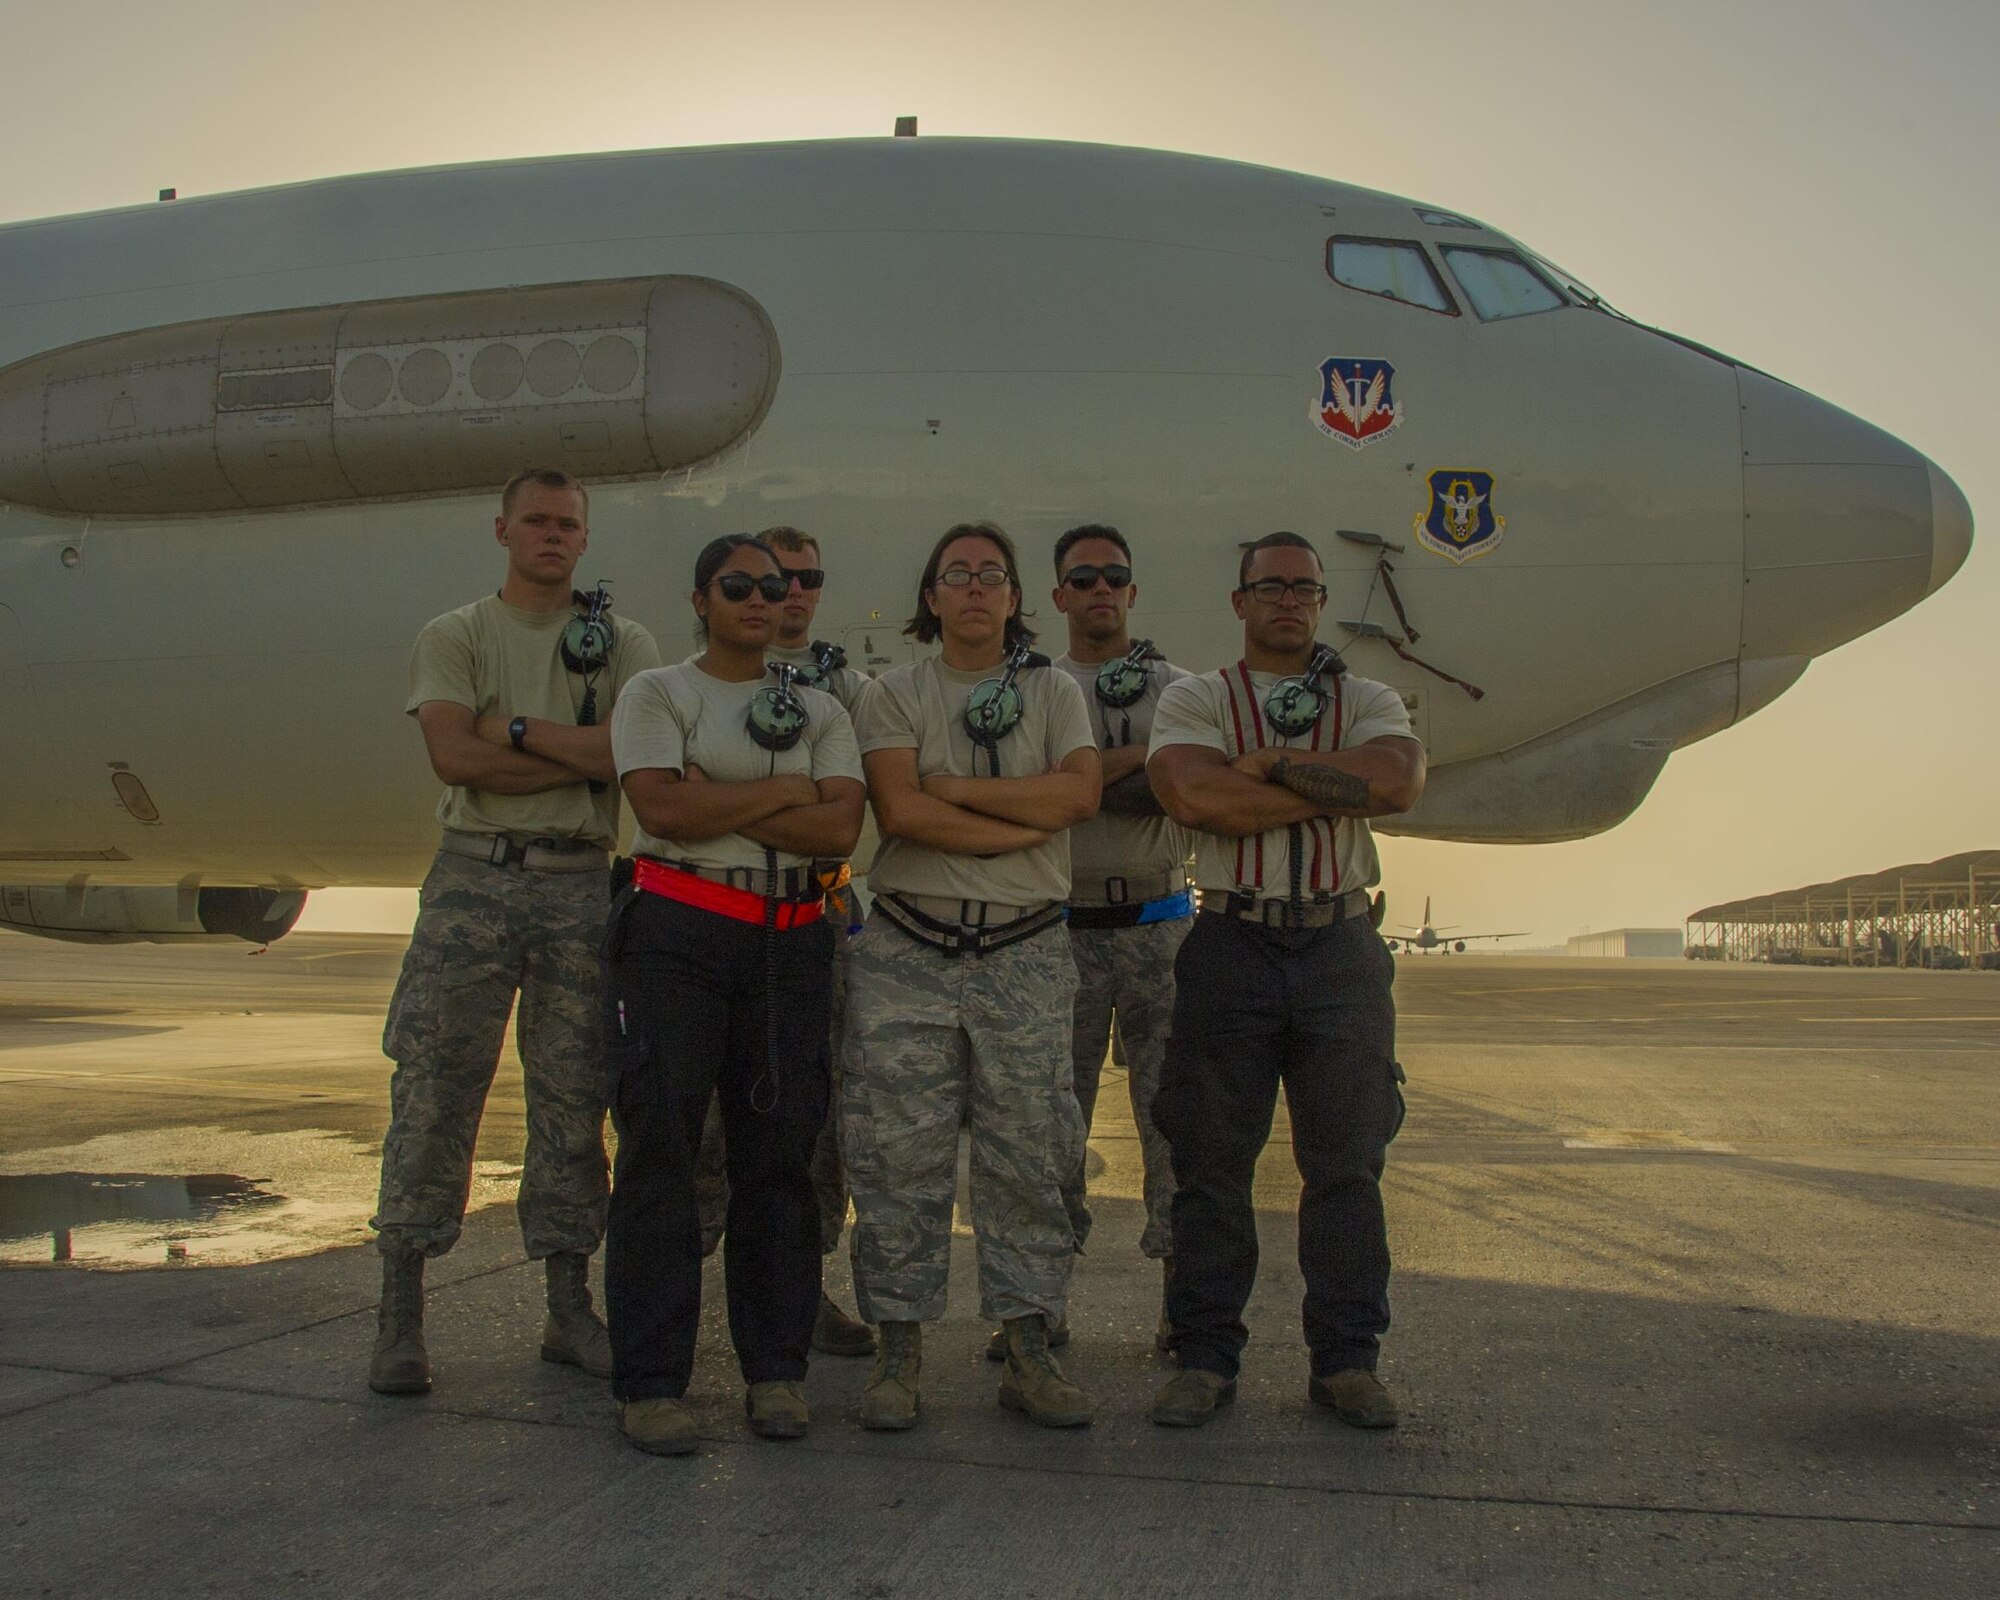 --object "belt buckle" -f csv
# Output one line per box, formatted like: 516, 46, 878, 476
1259, 899, 1289, 929
489, 836, 527, 869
